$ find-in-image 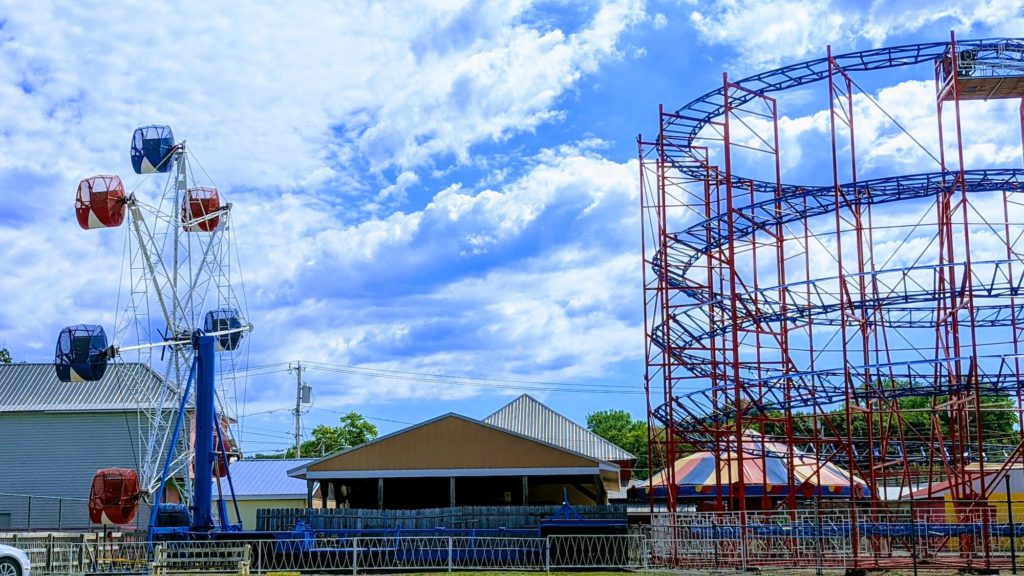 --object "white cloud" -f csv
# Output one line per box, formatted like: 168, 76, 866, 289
826, 80, 1021, 175
688, 0, 847, 67
231, 146, 640, 411
862, 0, 1024, 45
686, 0, 1024, 69
0, 1, 643, 203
